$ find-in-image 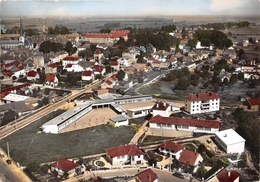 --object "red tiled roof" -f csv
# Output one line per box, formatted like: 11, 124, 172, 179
106, 79, 113, 85
246, 98, 260, 106
110, 61, 119, 66
82, 71, 93, 76
136, 168, 158, 182
152, 101, 170, 111
48, 64, 57, 68
1, 61, 23, 70
27, 70, 38, 77
148, 57, 155, 61
63, 56, 81, 61
51, 159, 80, 172
46, 74, 56, 82
94, 49, 103, 54
106, 145, 144, 159
0, 83, 32, 98
217, 169, 240, 182
179, 149, 201, 166
153, 59, 161, 64
110, 75, 118, 81
2, 69, 14, 77
186, 92, 220, 101
81, 30, 130, 39
92, 65, 104, 73
81, 33, 110, 38
158, 141, 185, 153
65, 64, 73, 68
149, 115, 220, 129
